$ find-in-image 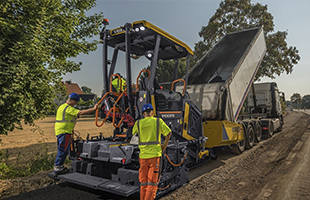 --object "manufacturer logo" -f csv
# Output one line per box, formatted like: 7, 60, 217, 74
161, 114, 175, 118
111, 27, 125, 35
